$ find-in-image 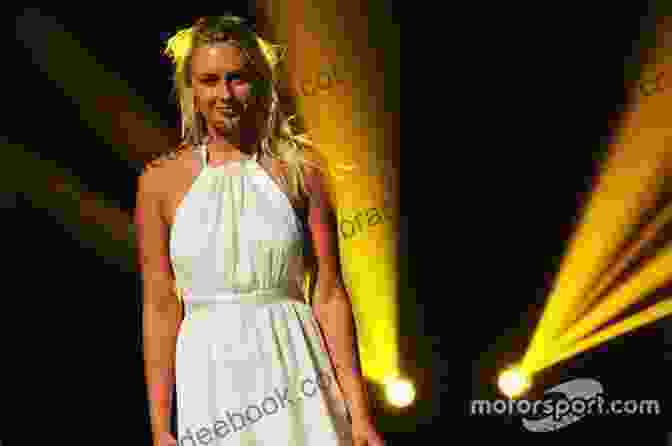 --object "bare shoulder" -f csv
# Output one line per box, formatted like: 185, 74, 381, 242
141, 144, 196, 175
296, 151, 333, 214
300, 150, 329, 191
138, 144, 199, 202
